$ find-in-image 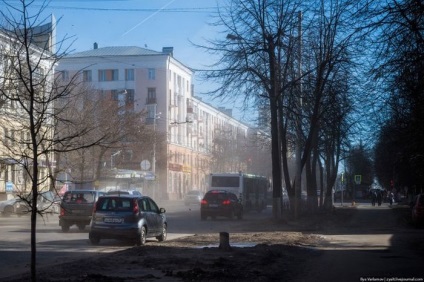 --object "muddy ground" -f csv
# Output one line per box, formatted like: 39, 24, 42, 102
4, 205, 413, 282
